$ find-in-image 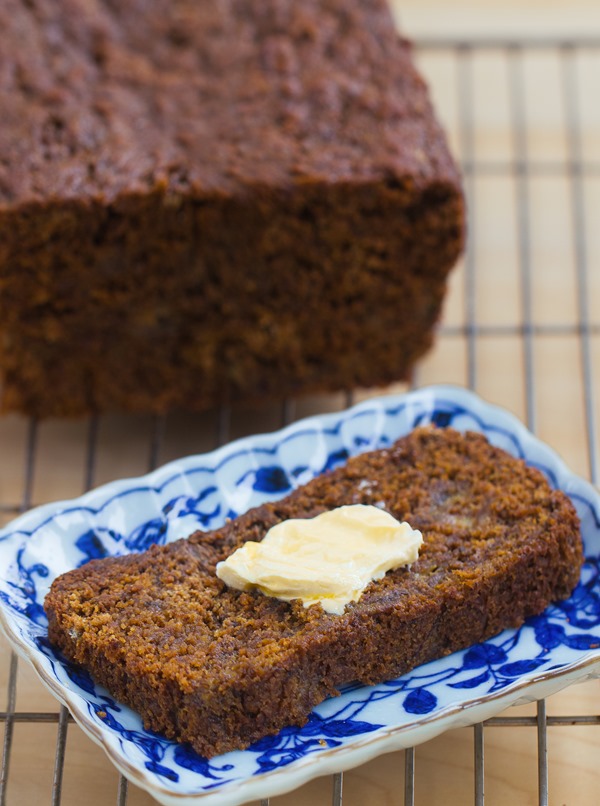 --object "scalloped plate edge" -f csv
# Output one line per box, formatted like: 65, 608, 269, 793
1, 384, 600, 805
4, 612, 600, 806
